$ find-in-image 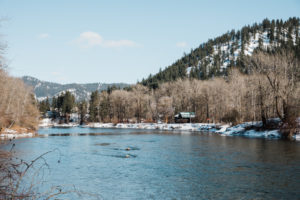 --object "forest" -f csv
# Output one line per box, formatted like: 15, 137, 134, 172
0, 17, 299, 138
141, 17, 300, 89
39, 49, 300, 137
